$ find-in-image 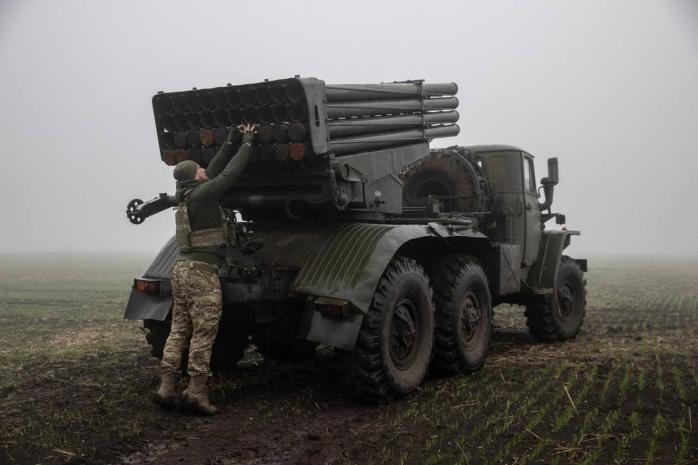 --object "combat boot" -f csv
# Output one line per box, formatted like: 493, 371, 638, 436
182, 375, 218, 415
153, 371, 178, 410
